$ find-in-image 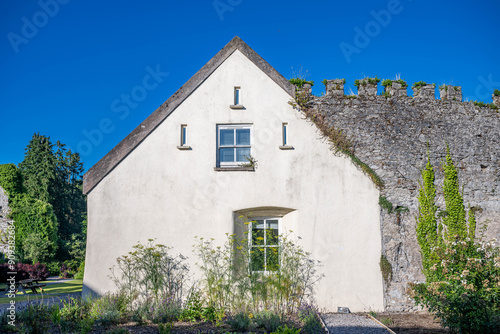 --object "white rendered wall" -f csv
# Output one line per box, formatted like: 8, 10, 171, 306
83, 50, 384, 312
